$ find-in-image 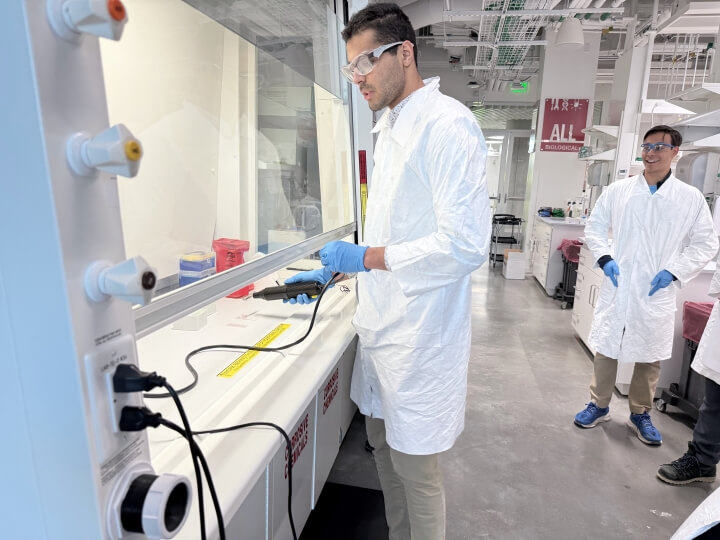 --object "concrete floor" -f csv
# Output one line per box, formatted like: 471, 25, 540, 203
327, 266, 717, 539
